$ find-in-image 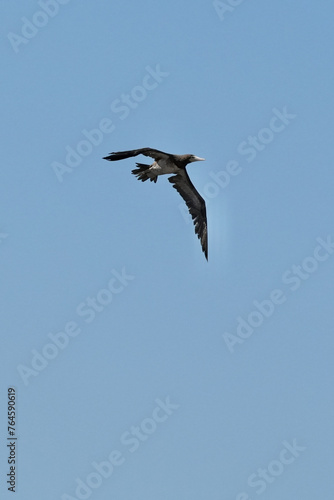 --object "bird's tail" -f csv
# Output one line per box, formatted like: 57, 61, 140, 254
132, 163, 157, 183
